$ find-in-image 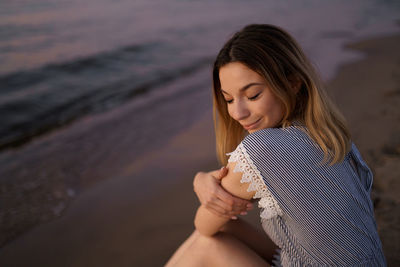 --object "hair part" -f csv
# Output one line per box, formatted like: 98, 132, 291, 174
212, 24, 351, 165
